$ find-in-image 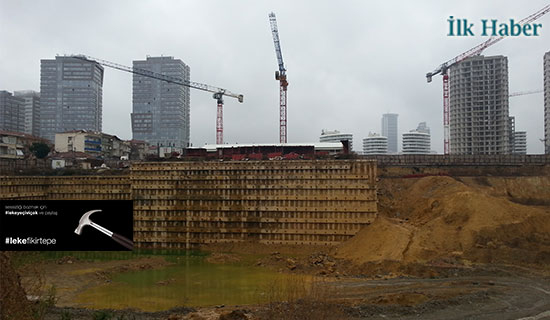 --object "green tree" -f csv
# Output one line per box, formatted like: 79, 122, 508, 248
29, 142, 50, 159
